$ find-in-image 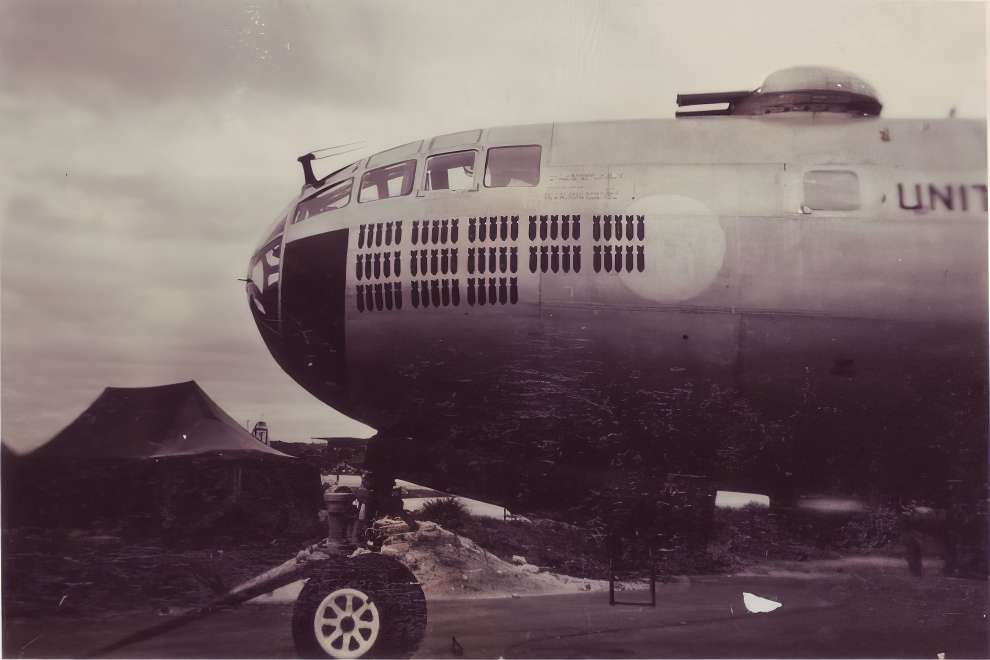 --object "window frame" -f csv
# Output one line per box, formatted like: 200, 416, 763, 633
292, 177, 353, 224
483, 144, 543, 189
423, 149, 479, 193
358, 159, 418, 203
